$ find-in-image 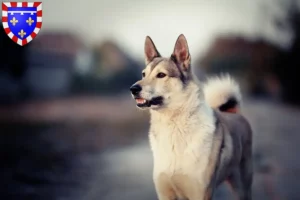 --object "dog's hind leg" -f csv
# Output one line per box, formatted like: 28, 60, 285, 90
227, 169, 246, 200
228, 155, 253, 200
240, 150, 253, 200
238, 129, 253, 200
